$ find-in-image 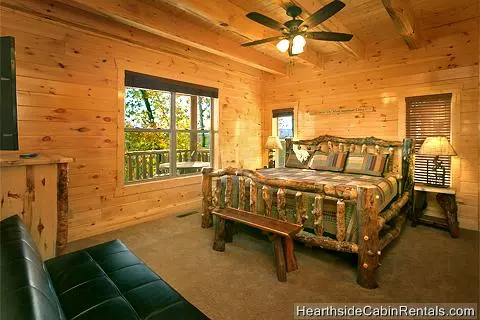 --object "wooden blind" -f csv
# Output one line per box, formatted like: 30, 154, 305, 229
406, 93, 452, 186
